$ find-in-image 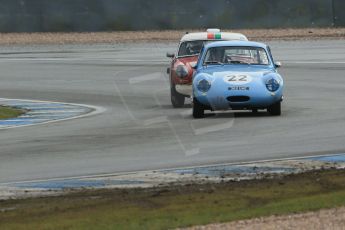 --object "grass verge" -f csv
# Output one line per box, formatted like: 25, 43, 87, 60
1, 169, 345, 230
0, 105, 25, 120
